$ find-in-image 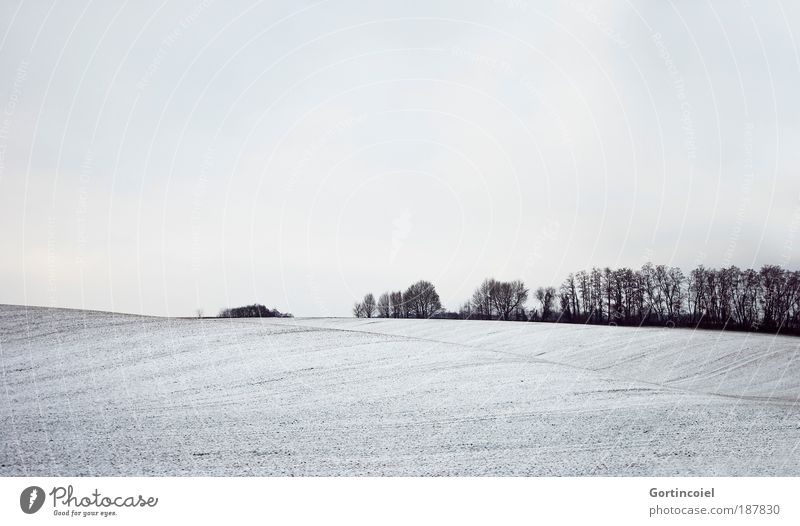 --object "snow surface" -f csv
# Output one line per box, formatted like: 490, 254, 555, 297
1, 305, 798, 476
